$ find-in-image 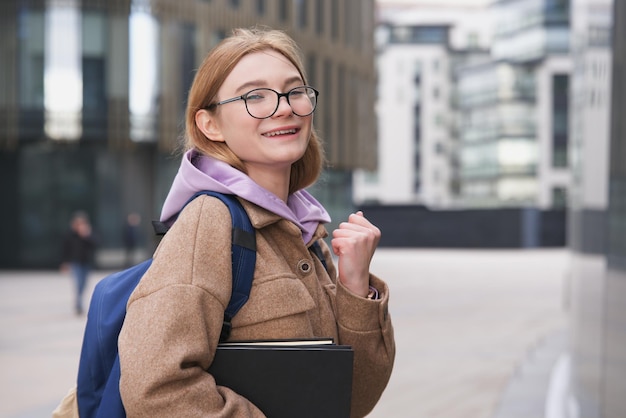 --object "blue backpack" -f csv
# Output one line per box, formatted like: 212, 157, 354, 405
75, 191, 257, 418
